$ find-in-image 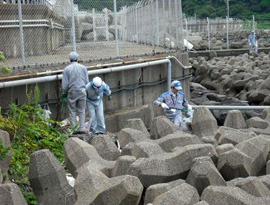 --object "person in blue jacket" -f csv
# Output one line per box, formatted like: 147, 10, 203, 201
248, 30, 258, 52
154, 80, 189, 128
62, 52, 89, 134
86, 77, 111, 134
